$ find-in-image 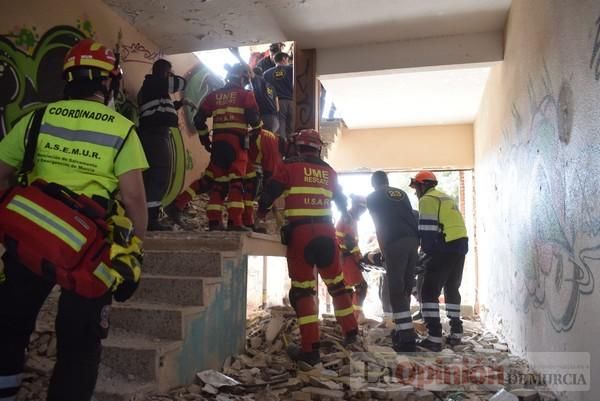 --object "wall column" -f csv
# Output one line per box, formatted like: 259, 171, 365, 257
294, 48, 319, 131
